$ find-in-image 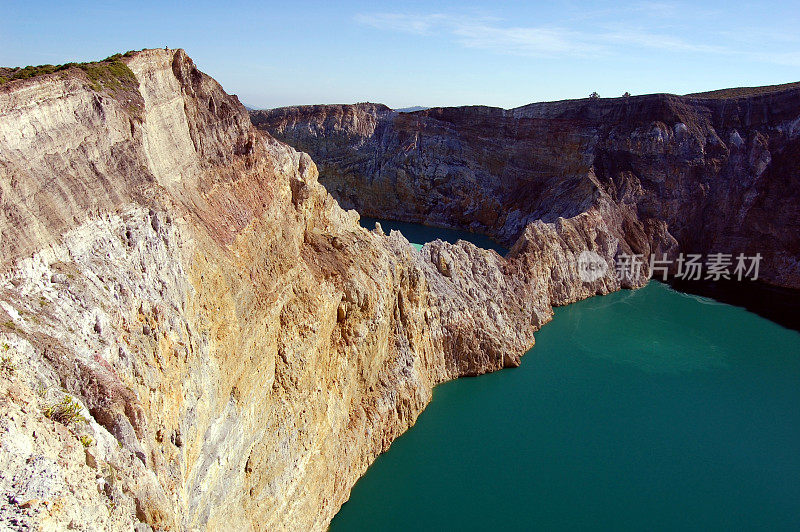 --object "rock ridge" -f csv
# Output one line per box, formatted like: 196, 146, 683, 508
252, 84, 800, 291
